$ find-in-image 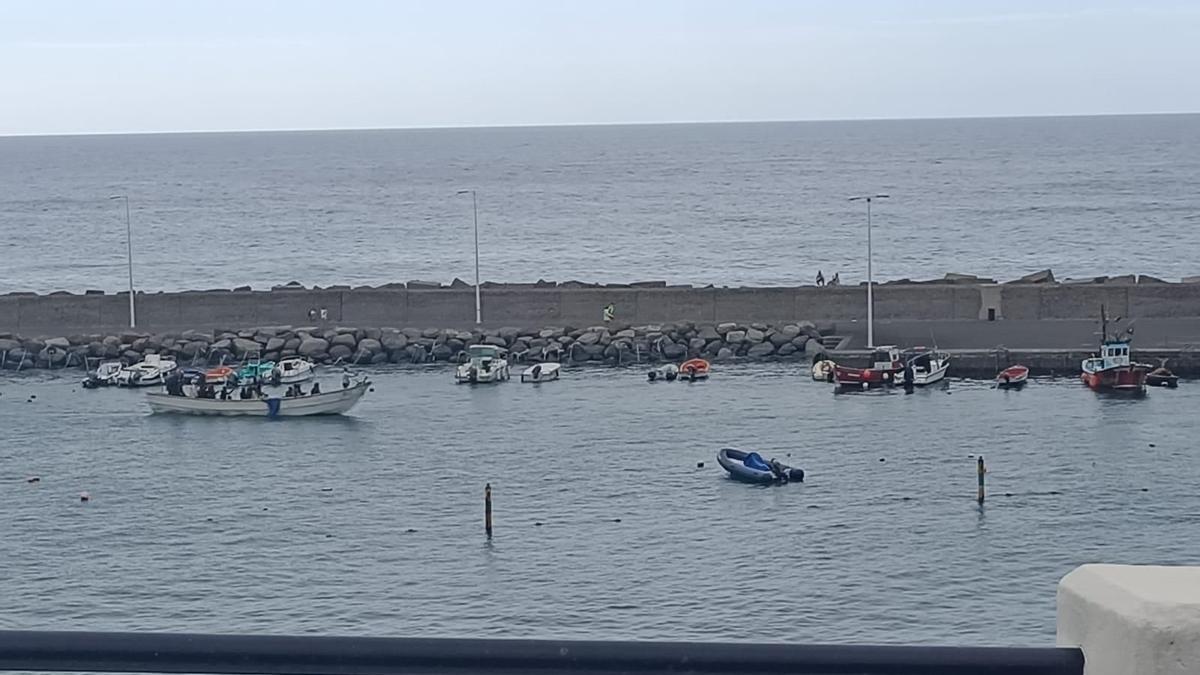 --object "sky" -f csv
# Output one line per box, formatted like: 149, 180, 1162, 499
1, 0, 1199, 135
